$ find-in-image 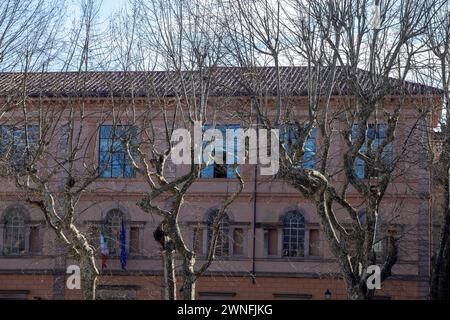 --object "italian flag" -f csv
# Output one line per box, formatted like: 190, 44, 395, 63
100, 227, 108, 270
